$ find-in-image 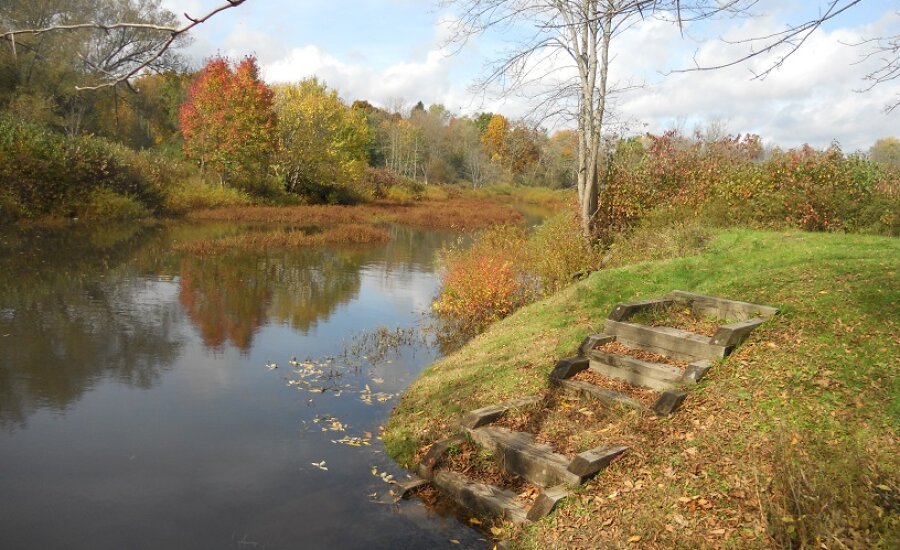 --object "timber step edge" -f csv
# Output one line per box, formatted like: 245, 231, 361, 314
665, 290, 779, 321
603, 319, 728, 361
432, 470, 529, 525
459, 396, 543, 429
467, 426, 582, 487
588, 348, 685, 391
552, 377, 647, 411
